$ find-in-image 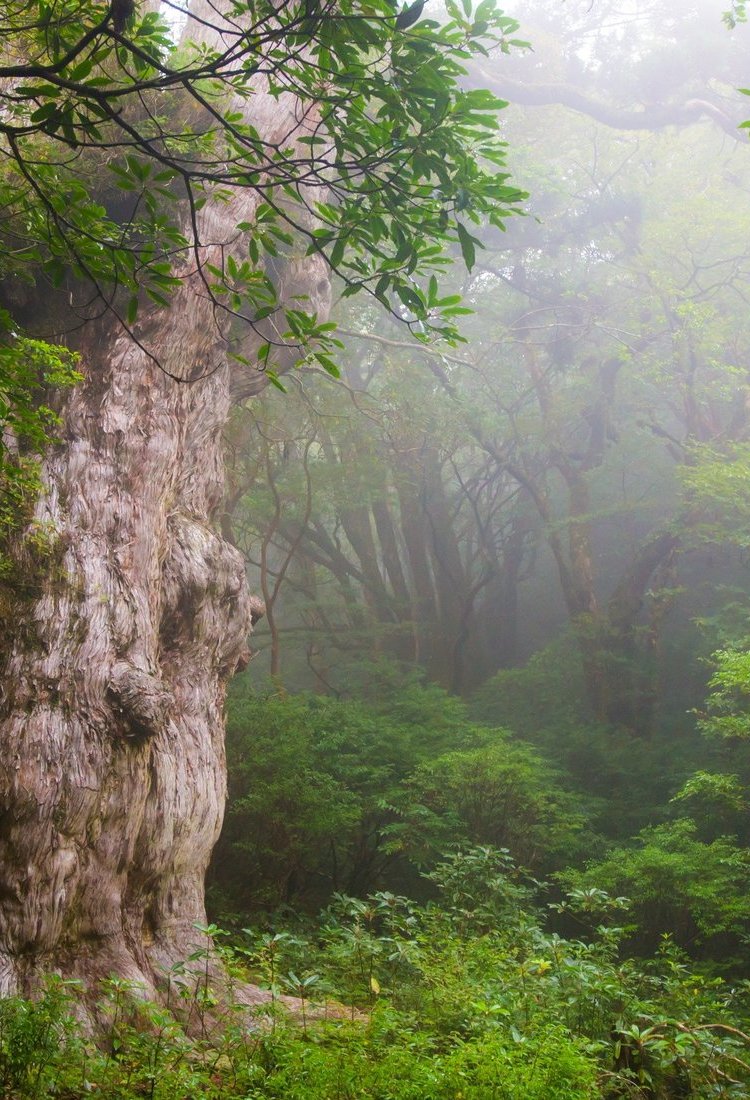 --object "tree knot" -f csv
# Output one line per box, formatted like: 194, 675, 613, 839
107, 661, 174, 741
